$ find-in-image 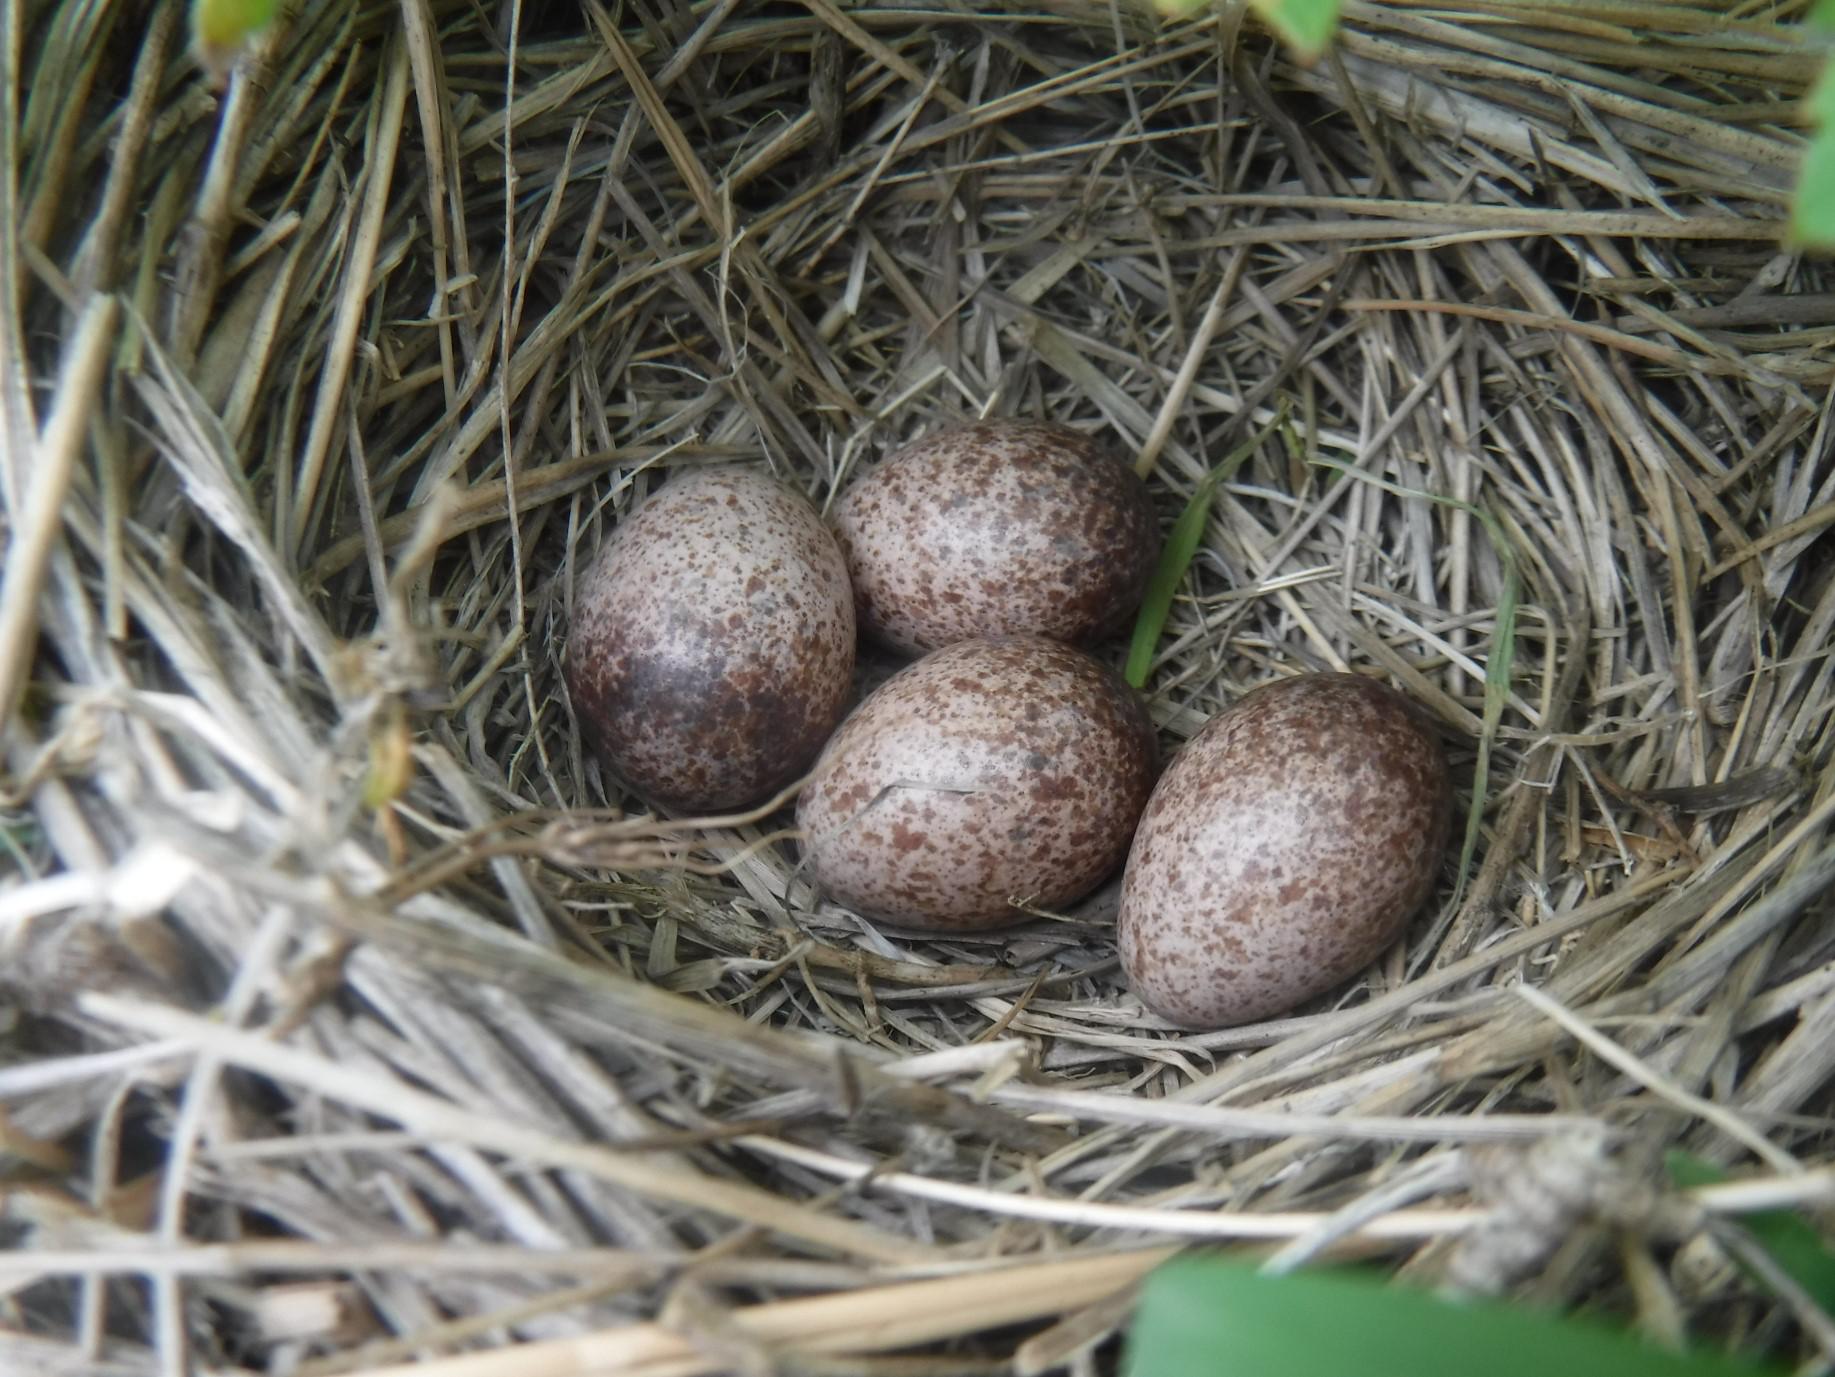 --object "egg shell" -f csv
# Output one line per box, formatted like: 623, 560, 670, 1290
564, 467, 855, 813
1118, 673, 1452, 1029
832, 419, 1158, 655
796, 636, 1157, 930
